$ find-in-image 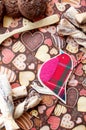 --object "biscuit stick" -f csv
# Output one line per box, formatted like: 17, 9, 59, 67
0, 74, 19, 130
57, 19, 86, 47
75, 12, 86, 24
0, 14, 59, 44
12, 86, 27, 99
14, 95, 41, 119
63, 7, 86, 32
